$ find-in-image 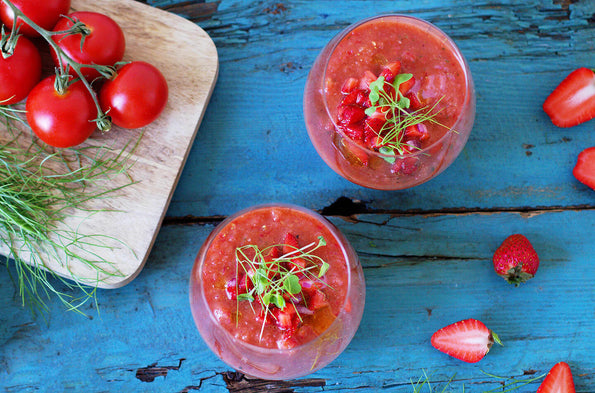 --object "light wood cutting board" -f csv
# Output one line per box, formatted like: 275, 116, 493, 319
0, 0, 218, 288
